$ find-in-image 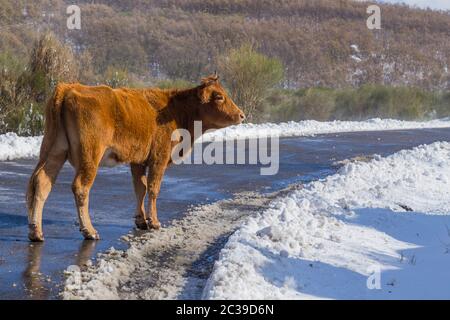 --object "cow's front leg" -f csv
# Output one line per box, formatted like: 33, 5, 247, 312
147, 155, 169, 230
131, 164, 148, 230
